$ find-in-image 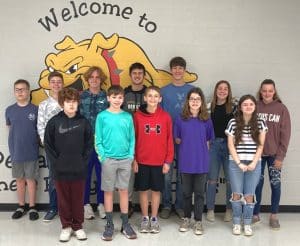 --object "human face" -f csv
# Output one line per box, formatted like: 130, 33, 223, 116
14, 83, 30, 103
88, 70, 101, 90
107, 93, 124, 111
188, 93, 202, 112
49, 76, 63, 94
240, 98, 256, 116
144, 89, 161, 108
260, 84, 275, 104
171, 66, 185, 82
63, 99, 78, 117
216, 83, 229, 103
130, 68, 145, 86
